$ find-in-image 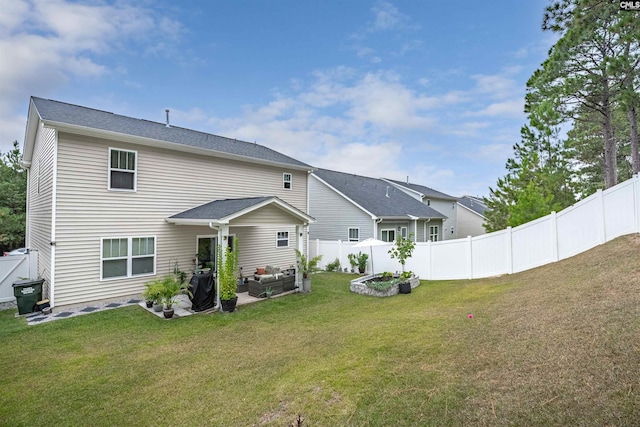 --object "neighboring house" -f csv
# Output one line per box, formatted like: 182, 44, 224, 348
309, 169, 447, 243
22, 97, 315, 308
457, 196, 487, 237
383, 178, 459, 240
